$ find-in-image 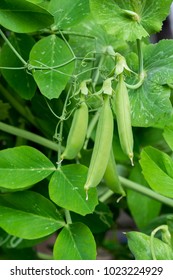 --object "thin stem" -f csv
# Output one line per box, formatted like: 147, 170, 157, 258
57, 84, 74, 166
92, 54, 105, 89
99, 189, 114, 202
84, 110, 100, 149
37, 252, 53, 260
64, 209, 72, 224
0, 122, 59, 152
137, 39, 143, 77
0, 29, 27, 66
119, 176, 173, 208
